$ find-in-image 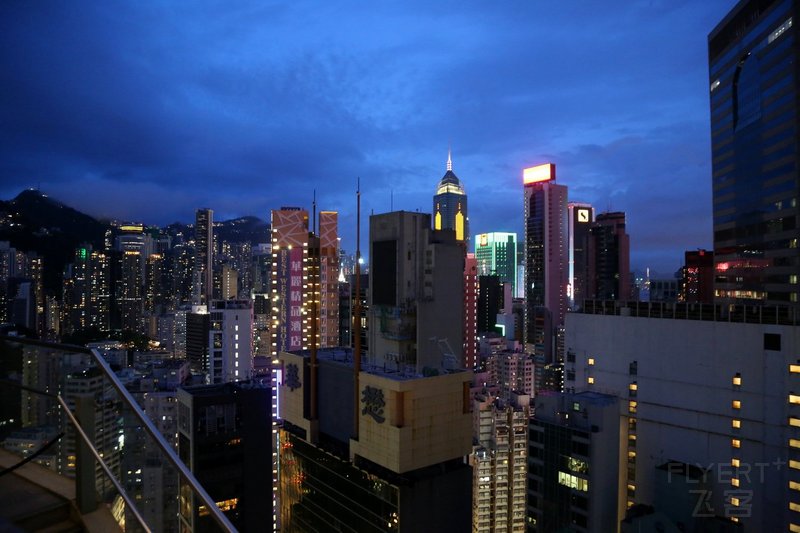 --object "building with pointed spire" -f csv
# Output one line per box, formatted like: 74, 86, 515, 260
433, 150, 469, 243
